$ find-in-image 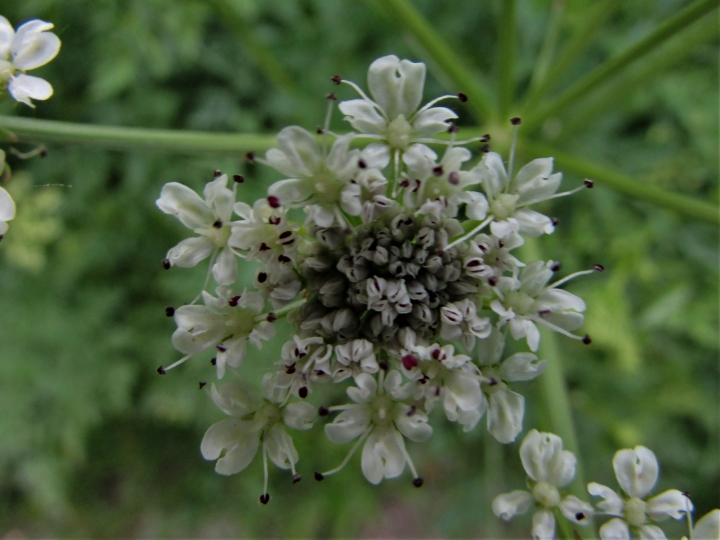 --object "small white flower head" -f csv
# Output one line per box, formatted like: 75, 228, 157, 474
491, 260, 587, 351
338, 55, 459, 154
230, 198, 298, 263
0, 17, 60, 106
0, 176, 16, 236
171, 287, 275, 378
589, 446, 694, 540
322, 370, 430, 485
201, 375, 316, 501
440, 298, 491, 351
157, 174, 238, 285
493, 429, 595, 539
475, 328, 547, 443
340, 167, 394, 223
275, 335, 333, 398
333, 338, 379, 382
463, 232, 524, 282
